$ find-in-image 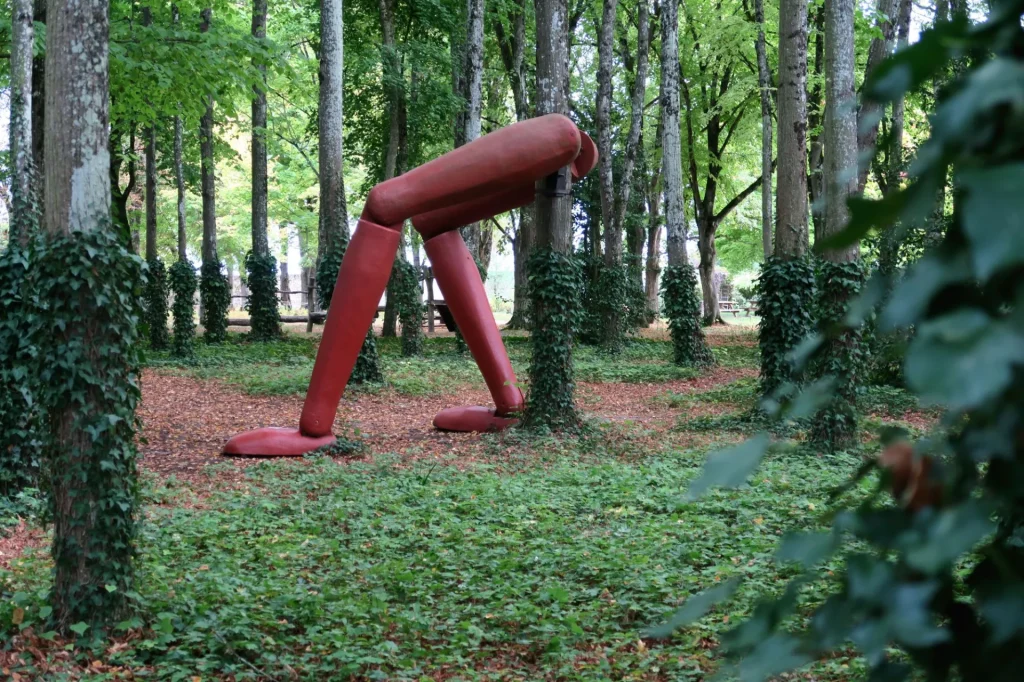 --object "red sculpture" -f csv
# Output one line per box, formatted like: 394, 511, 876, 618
224, 115, 598, 456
